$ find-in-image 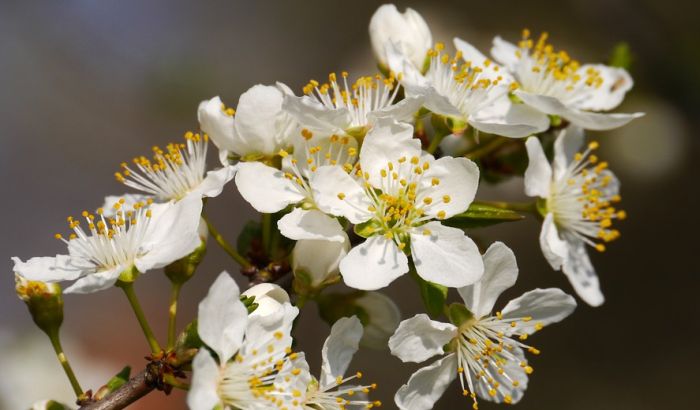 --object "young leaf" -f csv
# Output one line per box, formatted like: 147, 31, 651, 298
443, 203, 525, 229
410, 268, 448, 318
